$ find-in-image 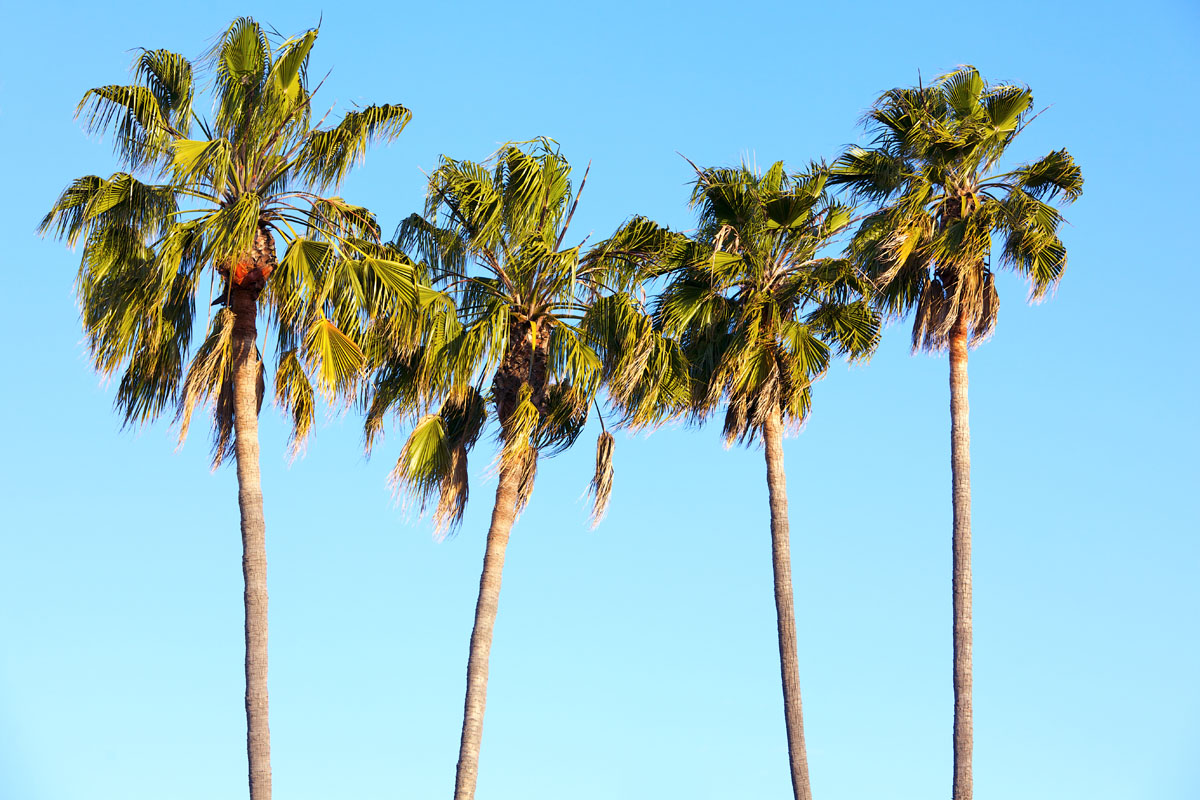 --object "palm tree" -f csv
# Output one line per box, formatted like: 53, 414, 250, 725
829, 66, 1083, 800
40, 19, 413, 800
654, 160, 880, 800
364, 139, 684, 800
